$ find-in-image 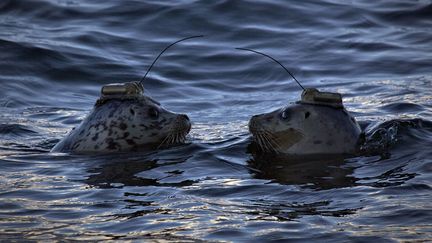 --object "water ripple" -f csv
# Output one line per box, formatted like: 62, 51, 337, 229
1, 0, 431, 241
